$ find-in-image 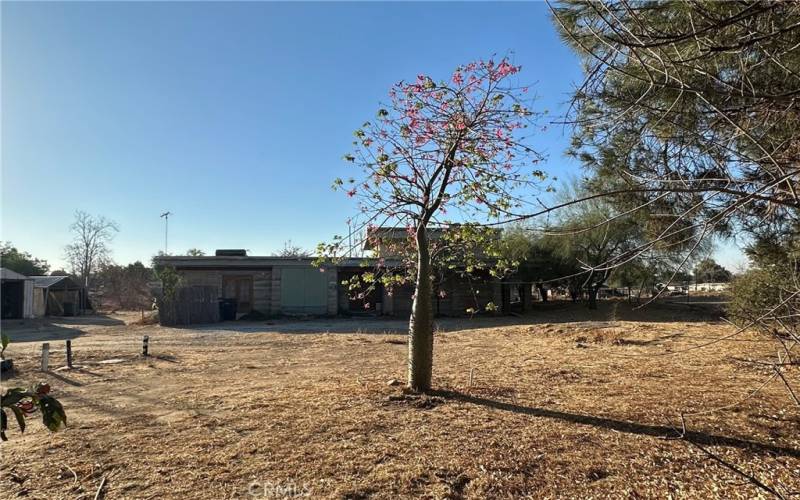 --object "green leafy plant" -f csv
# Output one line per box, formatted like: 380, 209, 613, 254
1, 334, 67, 440
1, 383, 66, 441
